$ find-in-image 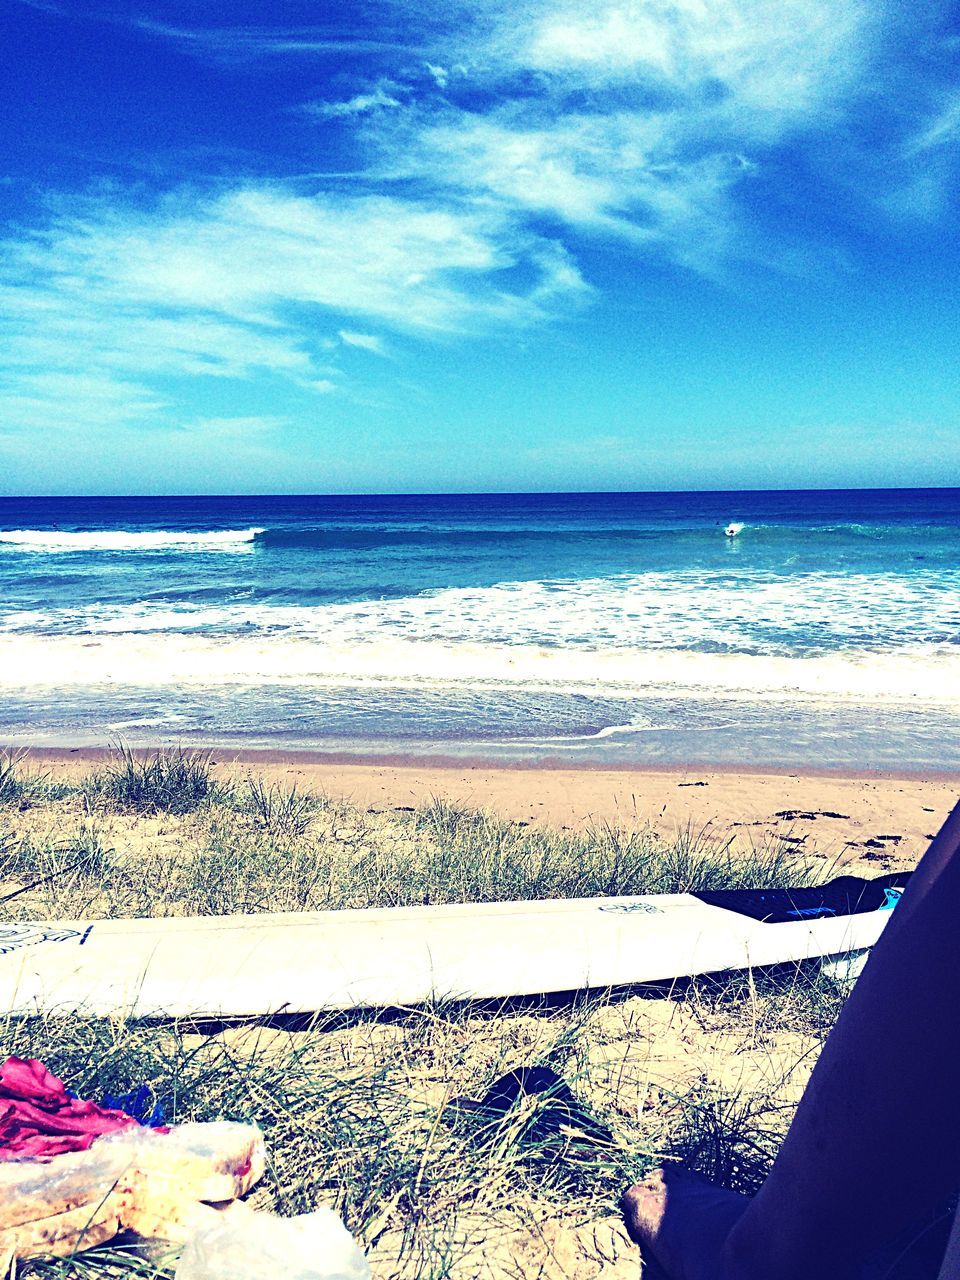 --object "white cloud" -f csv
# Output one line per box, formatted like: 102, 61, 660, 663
344, 0, 879, 275
21, 188, 579, 329
0, 368, 166, 435
6, 0, 947, 458
134, 2, 932, 280
136, 20, 414, 60
305, 88, 402, 118
422, 118, 624, 225
907, 93, 960, 156
0, 184, 586, 436
338, 330, 388, 355
1, 301, 314, 381
519, 0, 868, 111
138, 0, 952, 272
